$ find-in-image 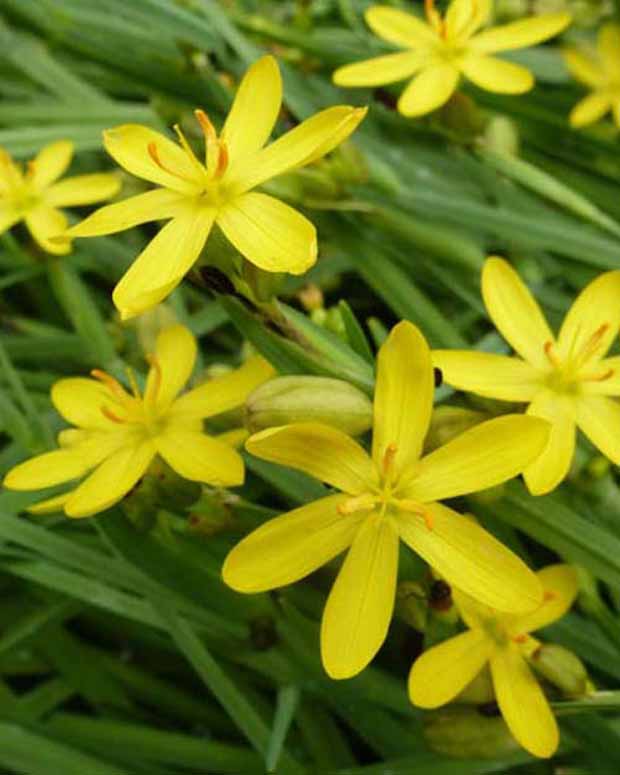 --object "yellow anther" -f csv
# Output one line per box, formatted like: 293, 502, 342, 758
398, 499, 434, 531
337, 493, 377, 516
91, 369, 127, 401
543, 590, 556, 602
382, 442, 398, 479
512, 633, 528, 644
125, 367, 142, 399
101, 405, 126, 424
543, 340, 561, 368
